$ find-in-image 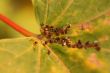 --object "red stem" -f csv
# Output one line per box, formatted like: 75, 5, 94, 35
0, 14, 35, 37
